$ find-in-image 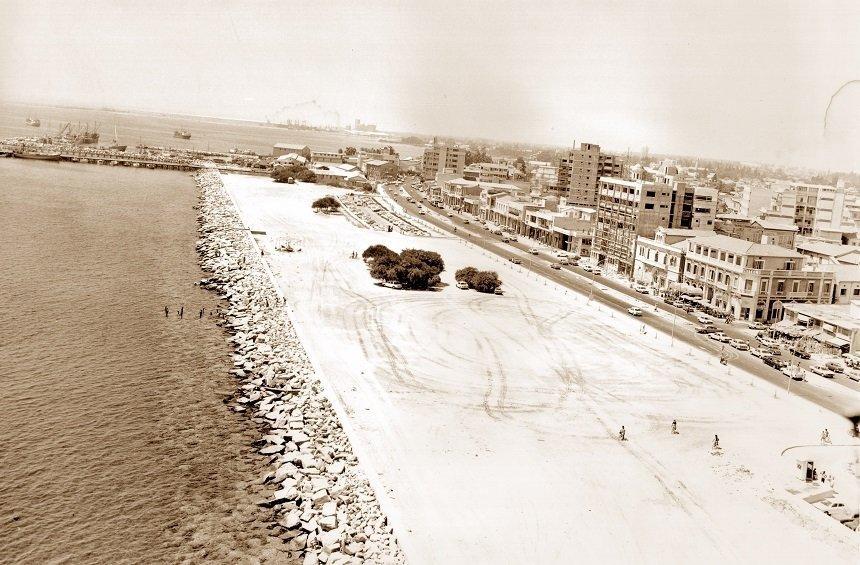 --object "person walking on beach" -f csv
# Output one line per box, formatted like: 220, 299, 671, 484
712, 435, 720, 450
618, 426, 627, 441
820, 428, 831, 444
164, 306, 169, 318
671, 420, 678, 435
179, 305, 184, 319
199, 307, 204, 319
